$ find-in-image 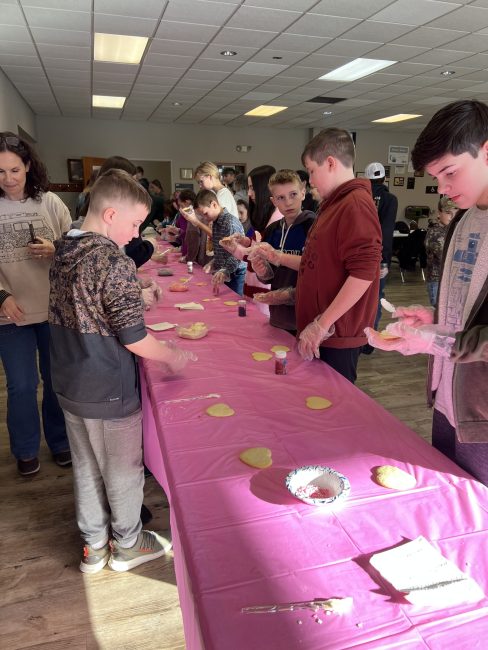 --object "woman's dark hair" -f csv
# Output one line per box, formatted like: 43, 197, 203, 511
79, 156, 136, 216
179, 189, 196, 203
412, 100, 488, 171
248, 164, 276, 233
150, 179, 163, 191
0, 131, 49, 200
